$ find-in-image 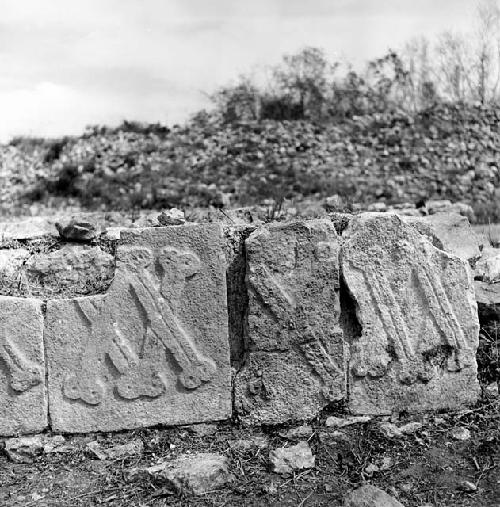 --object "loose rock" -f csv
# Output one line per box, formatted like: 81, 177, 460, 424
55, 219, 99, 241
158, 208, 185, 226
4, 435, 69, 463
269, 441, 315, 475
142, 452, 232, 495
344, 484, 405, 507
450, 426, 471, 441
86, 439, 143, 460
